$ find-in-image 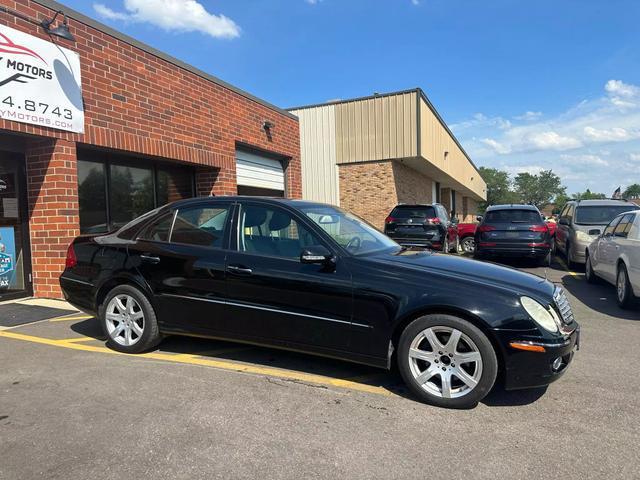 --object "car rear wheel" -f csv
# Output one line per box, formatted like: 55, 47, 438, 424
585, 254, 598, 284
616, 264, 635, 309
442, 237, 449, 254
100, 285, 162, 353
397, 314, 498, 409
461, 236, 475, 255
